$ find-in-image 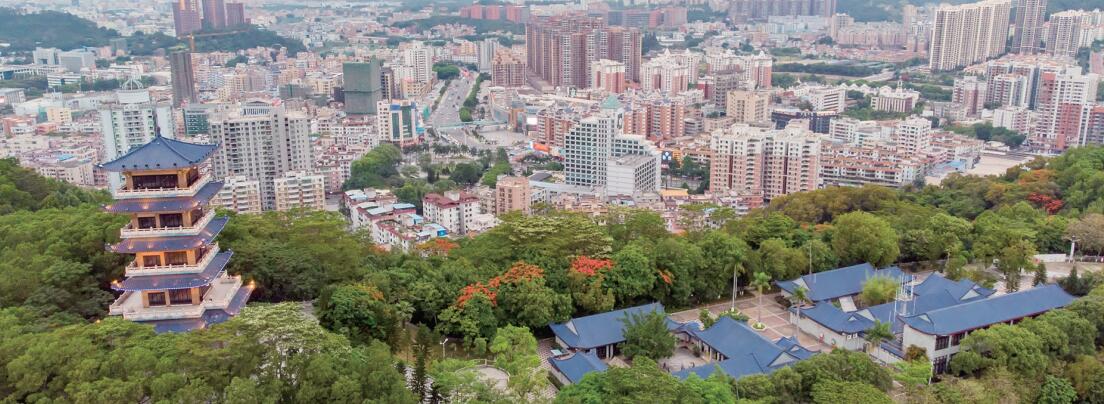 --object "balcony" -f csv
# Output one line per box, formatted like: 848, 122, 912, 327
113, 174, 211, 200
108, 272, 244, 322
124, 244, 220, 277
120, 210, 215, 239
